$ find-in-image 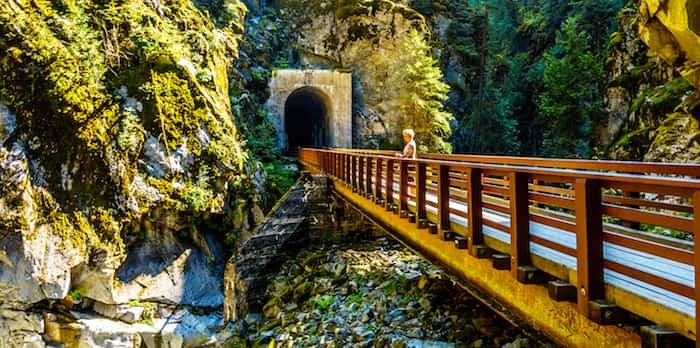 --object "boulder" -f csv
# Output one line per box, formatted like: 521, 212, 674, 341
141, 310, 224, 348
0, 309, 45, 348
73, 228, 224, 307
